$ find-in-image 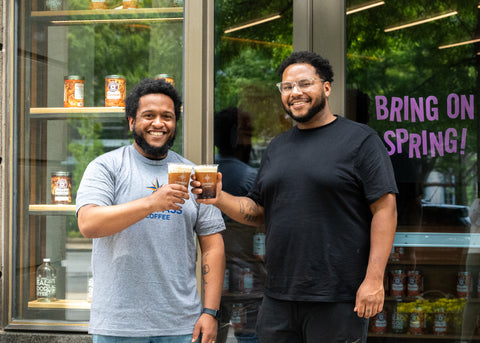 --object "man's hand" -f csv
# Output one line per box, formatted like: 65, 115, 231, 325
191, 314, 218, 343
354, 278, 384, 318
190, 172, 223, 205
149, 183, 189, 212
